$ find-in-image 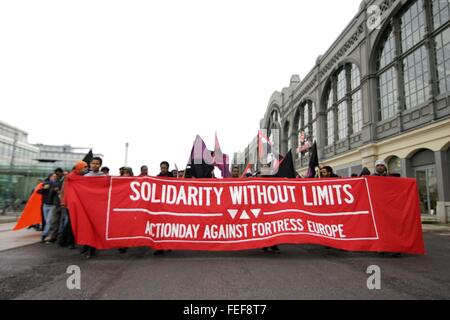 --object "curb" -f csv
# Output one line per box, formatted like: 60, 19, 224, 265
0, 218, 19, 225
